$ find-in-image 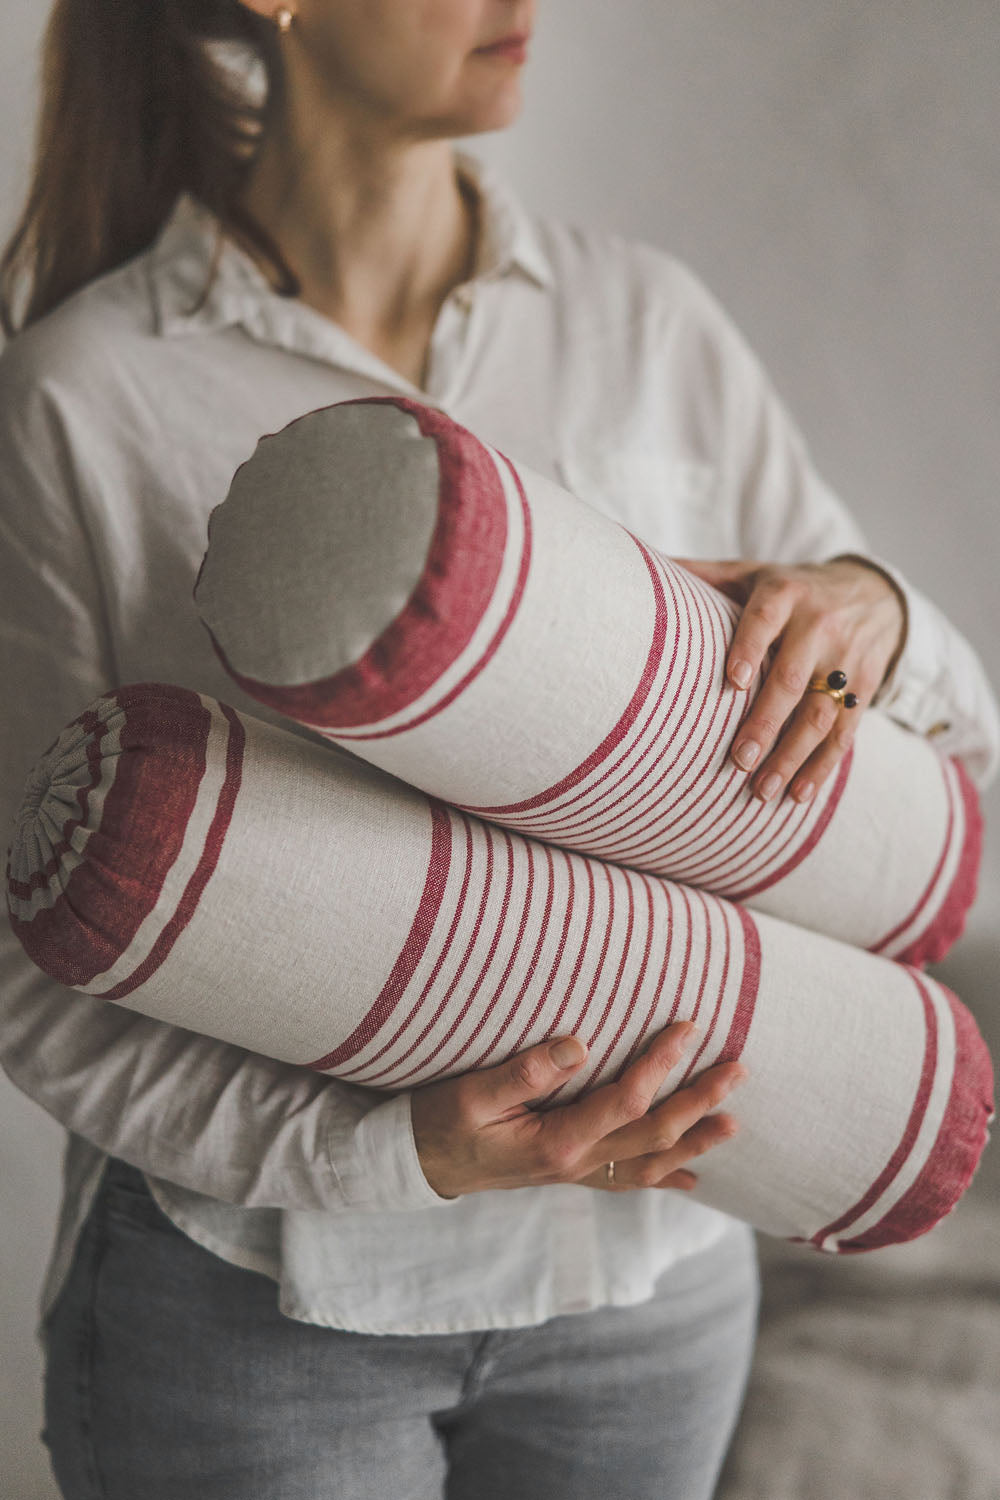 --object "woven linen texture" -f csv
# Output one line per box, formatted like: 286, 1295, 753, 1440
195, 398, 981, 966
7, 684, 993, 1252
